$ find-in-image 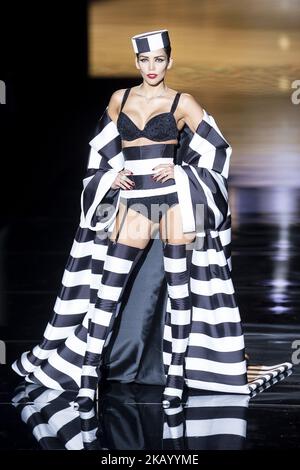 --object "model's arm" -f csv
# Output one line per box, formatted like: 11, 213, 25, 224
107, 89, 125, 125
179, 93, 205, 133
80, 99, 127, 231
105, 89, 134, 190
153, 93, 205, 183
